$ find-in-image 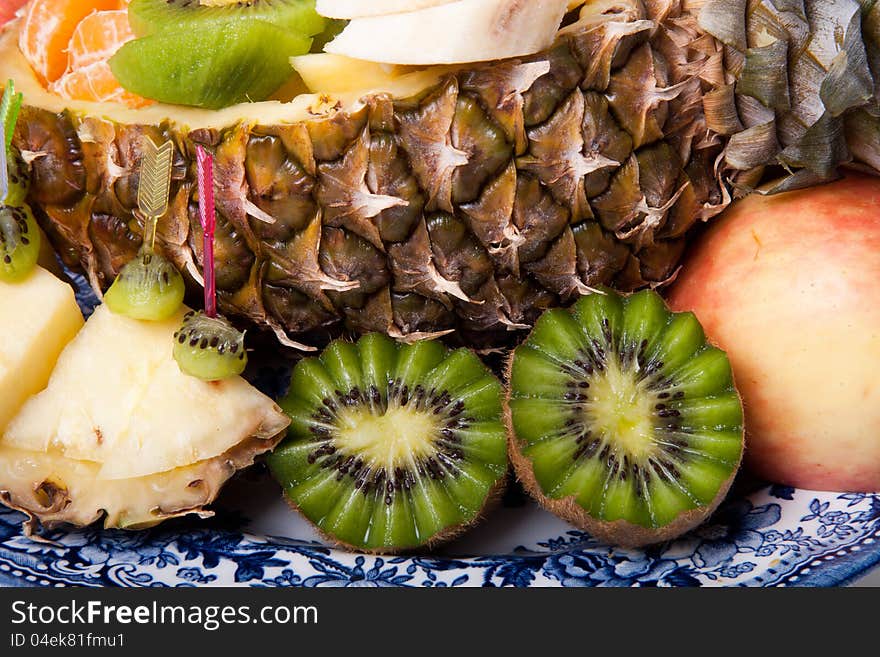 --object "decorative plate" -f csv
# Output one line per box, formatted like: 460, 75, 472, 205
0, 274, 878, 588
